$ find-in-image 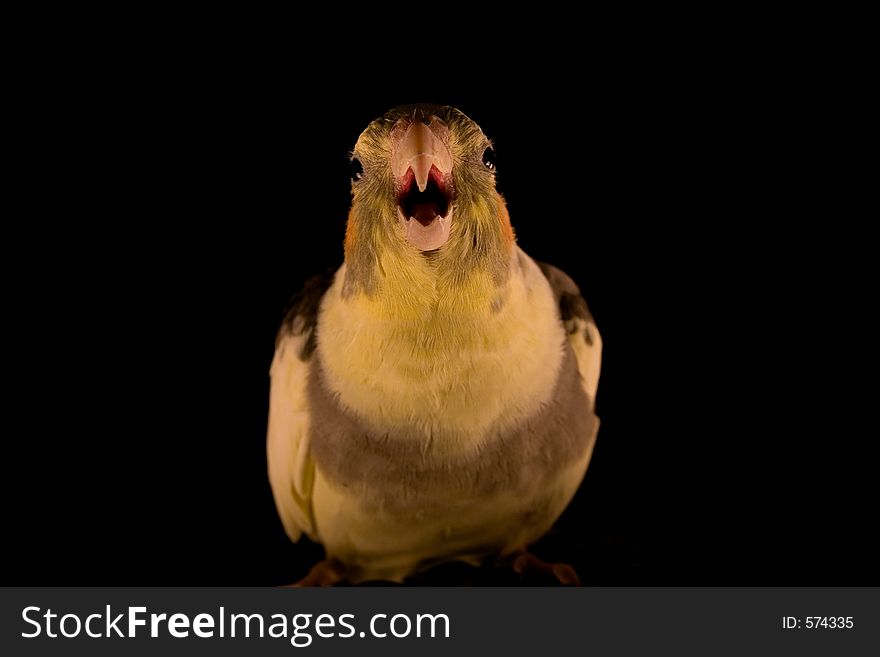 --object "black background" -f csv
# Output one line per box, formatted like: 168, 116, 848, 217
5, 45, 874, 585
